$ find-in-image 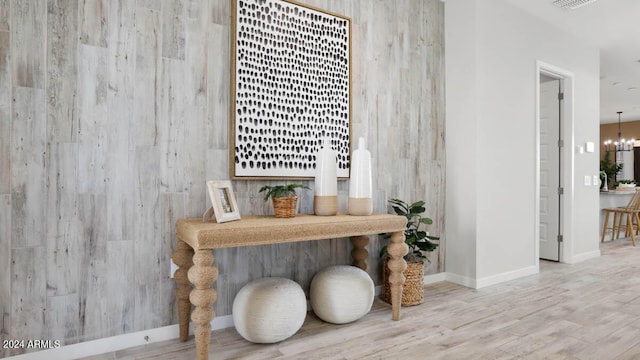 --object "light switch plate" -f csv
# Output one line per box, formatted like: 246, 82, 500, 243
593, 175, 599, 186
586, 142, 595, 153
584, 175, 591, 186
